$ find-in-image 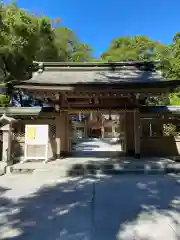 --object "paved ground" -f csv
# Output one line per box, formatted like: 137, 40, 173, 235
10, 138, 179, 176
72, 138, 123, 158
0, 172, 180, 239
